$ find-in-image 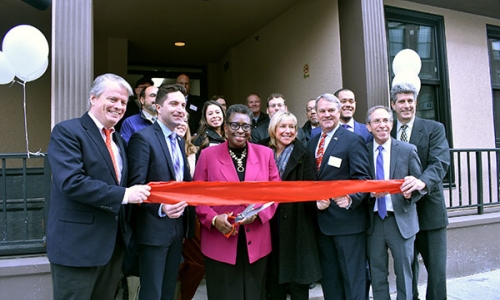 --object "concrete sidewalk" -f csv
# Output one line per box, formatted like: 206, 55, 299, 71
192, 268, 500, 299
